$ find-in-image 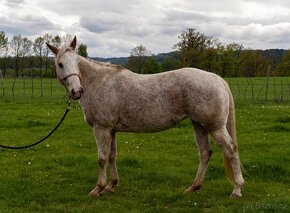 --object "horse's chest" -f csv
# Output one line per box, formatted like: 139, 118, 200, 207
81, 104, 95, 127
80, 98, 117, 128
